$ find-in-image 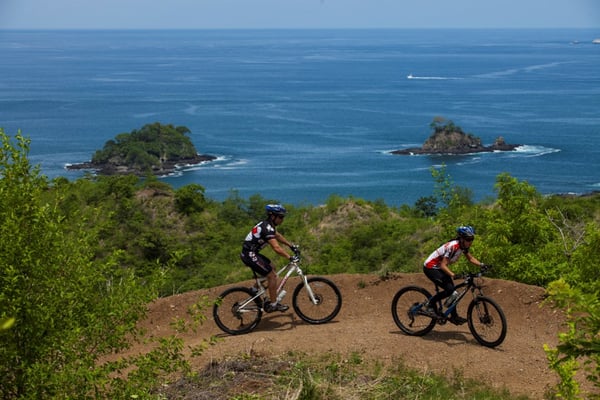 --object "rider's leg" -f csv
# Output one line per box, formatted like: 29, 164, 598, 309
423, 268, 453, 312
266, 268, 278, 303
240, 252, 288, 312
265, 266, 289, 312
241, 252, 275, 301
